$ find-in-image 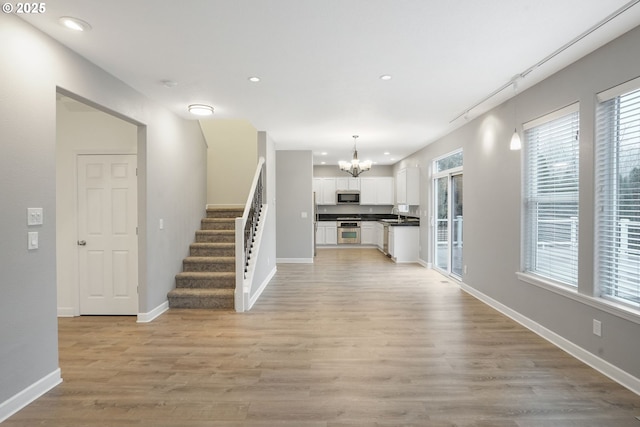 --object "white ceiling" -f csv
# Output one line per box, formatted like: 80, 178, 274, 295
20, 1, 640, 165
